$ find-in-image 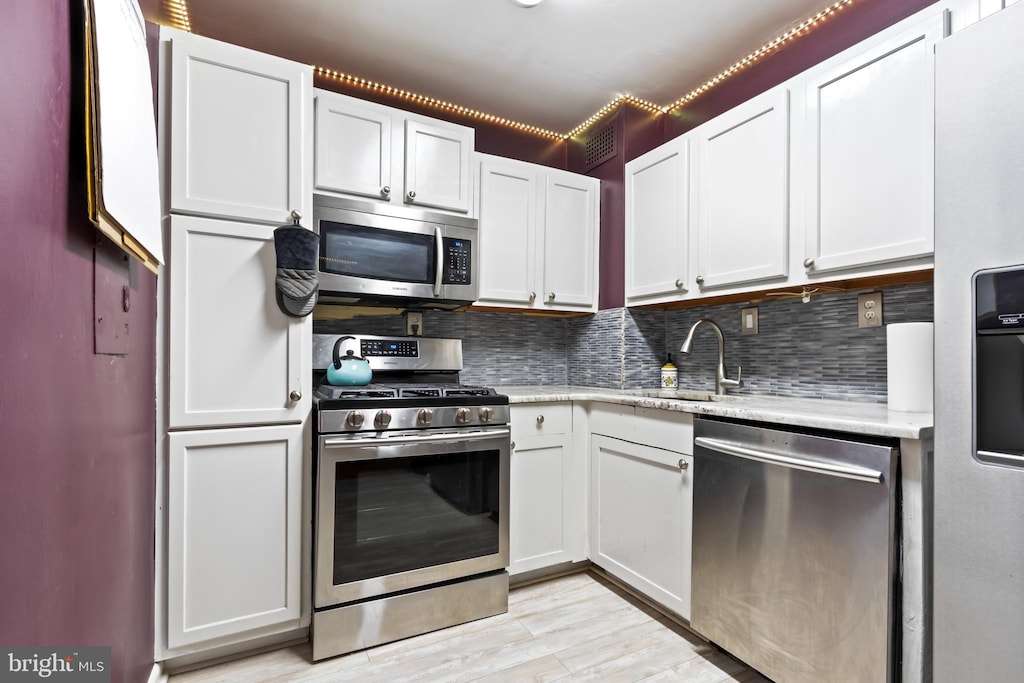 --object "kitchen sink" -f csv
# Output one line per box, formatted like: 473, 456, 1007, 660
626, 389, 726, 402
